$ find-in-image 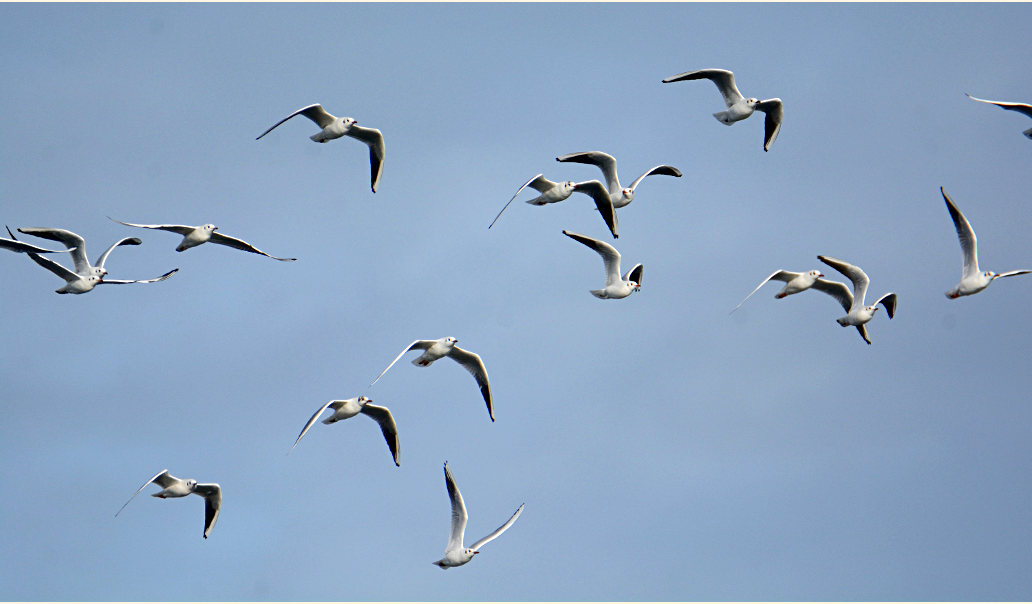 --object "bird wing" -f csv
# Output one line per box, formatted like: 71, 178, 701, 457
17, 227, 91, 274
209, 232, 296, 261
447, 346, 494, 422
571, 180, 619, 239
108, 217, 195, 236
940, 187, 980, 279
115, 469, 170, 517
489, 174, 552, 229
256, 103, 335, 140
756, 98, 783, 151
817, 256, 869, 312
729, 270, 801, 315
809, 278, 854, 314
556, 151, 621, 193
443, 462, 468, 553
360, 403, 401, 467
966, 93, 1032, 118
469, 503, 524, 552
563, 229, 622, 287
623, 263, 643, 286
856, 324, 872, 345
873, 293, 897, 319
370, 340, 435, 386
192, 483, 222, 539
627, 165, 683, 192
100, 268, 179, 285
995, 270, 1032, 279
291, 400, 337, 451
94, 237, 143, 270
0, 237, 72, 254
662, 68, 744, 107
345, 124, 385, 193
